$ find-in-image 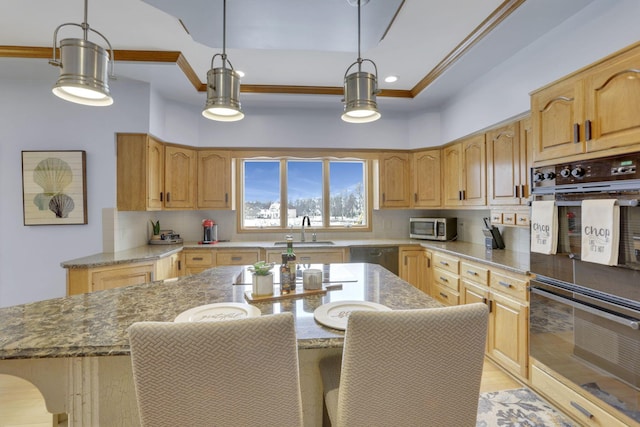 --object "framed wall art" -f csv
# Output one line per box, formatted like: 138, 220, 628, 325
22, 150, 87, 225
